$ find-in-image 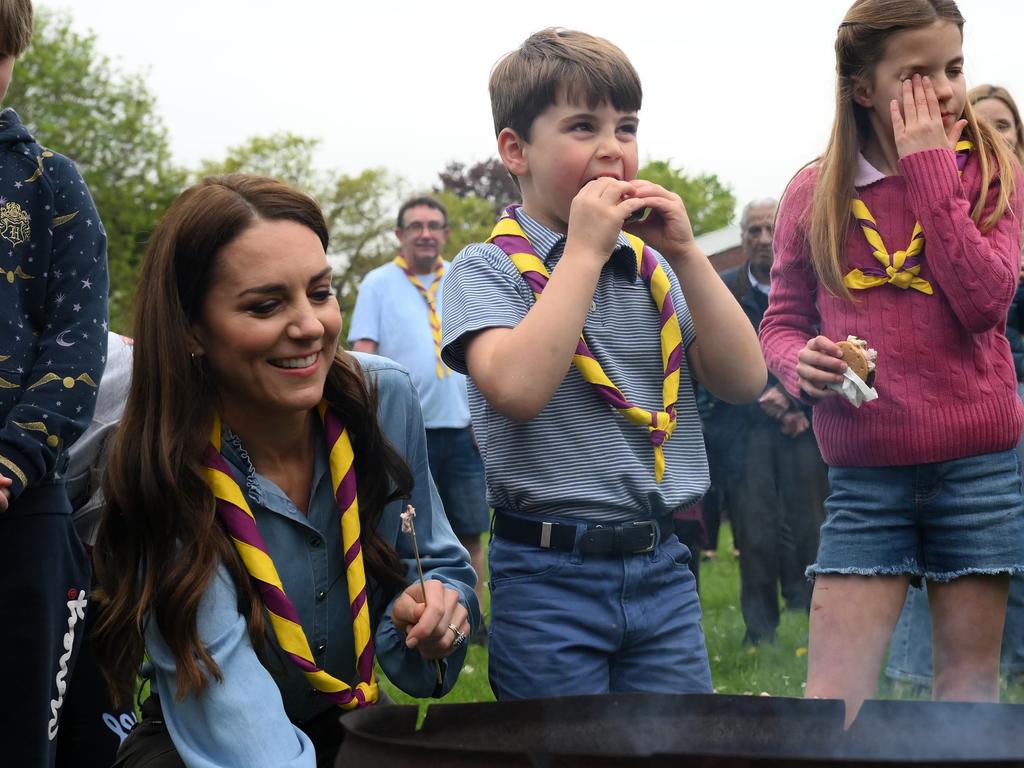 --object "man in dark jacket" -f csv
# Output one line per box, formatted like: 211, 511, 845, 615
702, 199, 827, 645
